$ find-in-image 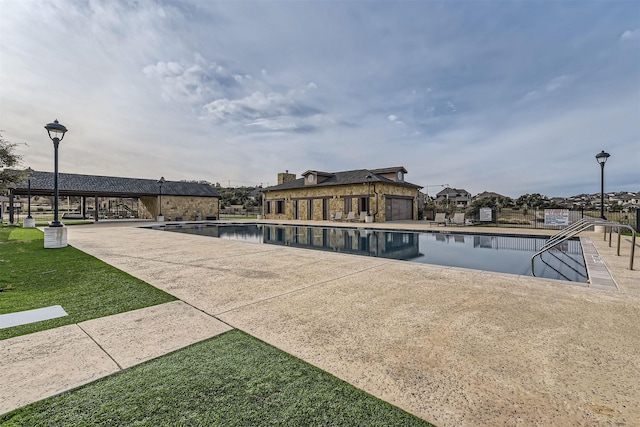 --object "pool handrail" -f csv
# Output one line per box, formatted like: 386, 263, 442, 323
532, 217, 636, 277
